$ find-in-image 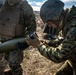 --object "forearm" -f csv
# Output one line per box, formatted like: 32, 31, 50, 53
22, 2, 36, 34
37, 45, 63, 63
26, 14, 36, 34
37, 40, 74, 63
